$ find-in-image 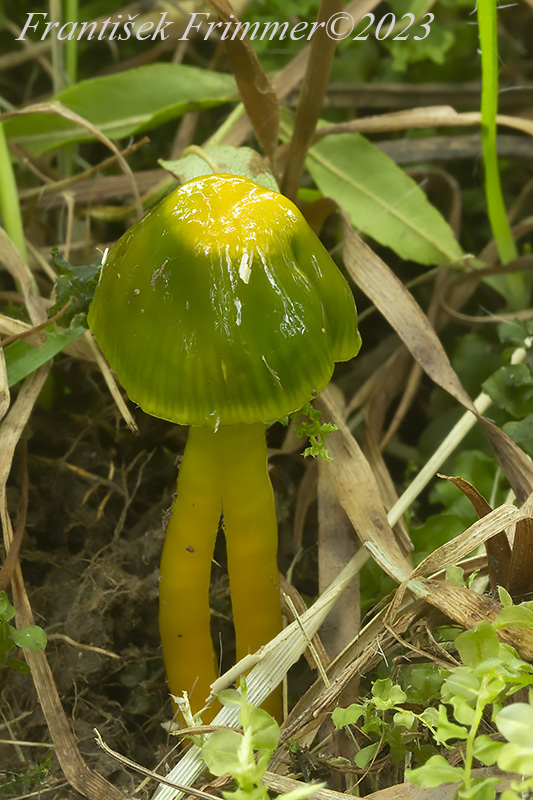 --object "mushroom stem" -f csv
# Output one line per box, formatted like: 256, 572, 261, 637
219, 422, 282, 720
159, 423, 282, 719
159, 426, 221, 714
